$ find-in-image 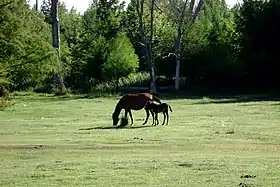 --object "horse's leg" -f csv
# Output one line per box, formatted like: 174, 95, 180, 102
124, 110, 128, 120
142, 108, 150, 125
162, 112, 166, 125
128, 110, 134, 125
